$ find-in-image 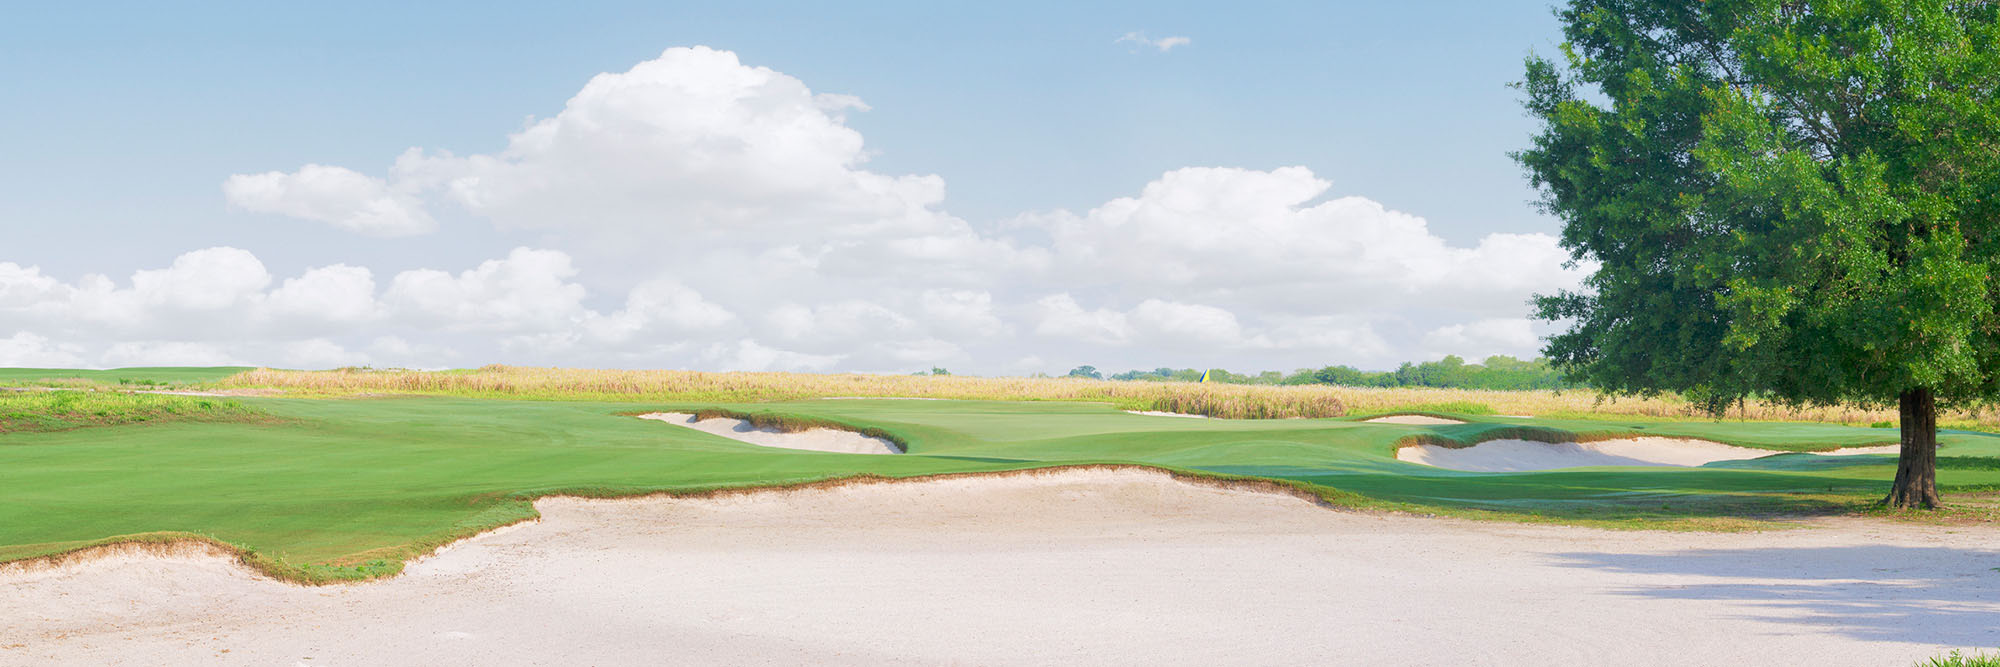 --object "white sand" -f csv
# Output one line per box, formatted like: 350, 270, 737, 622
1365, 414, 1467, 425
1400, 437, 1903, 472
1123, 410, 1209, 418
4, 468, 1996, 665
638, 412, 900, 454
